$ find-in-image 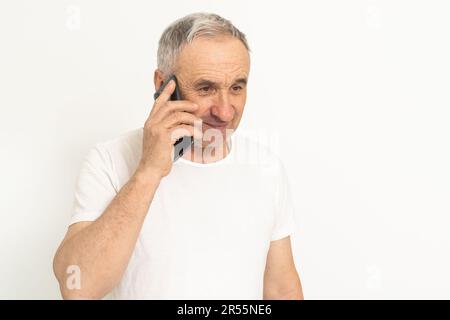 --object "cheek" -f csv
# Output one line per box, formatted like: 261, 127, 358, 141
191, 99, 213, 117
185, 93, 246, 117
231, 95, 246, 112
181, 91, 207, 112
